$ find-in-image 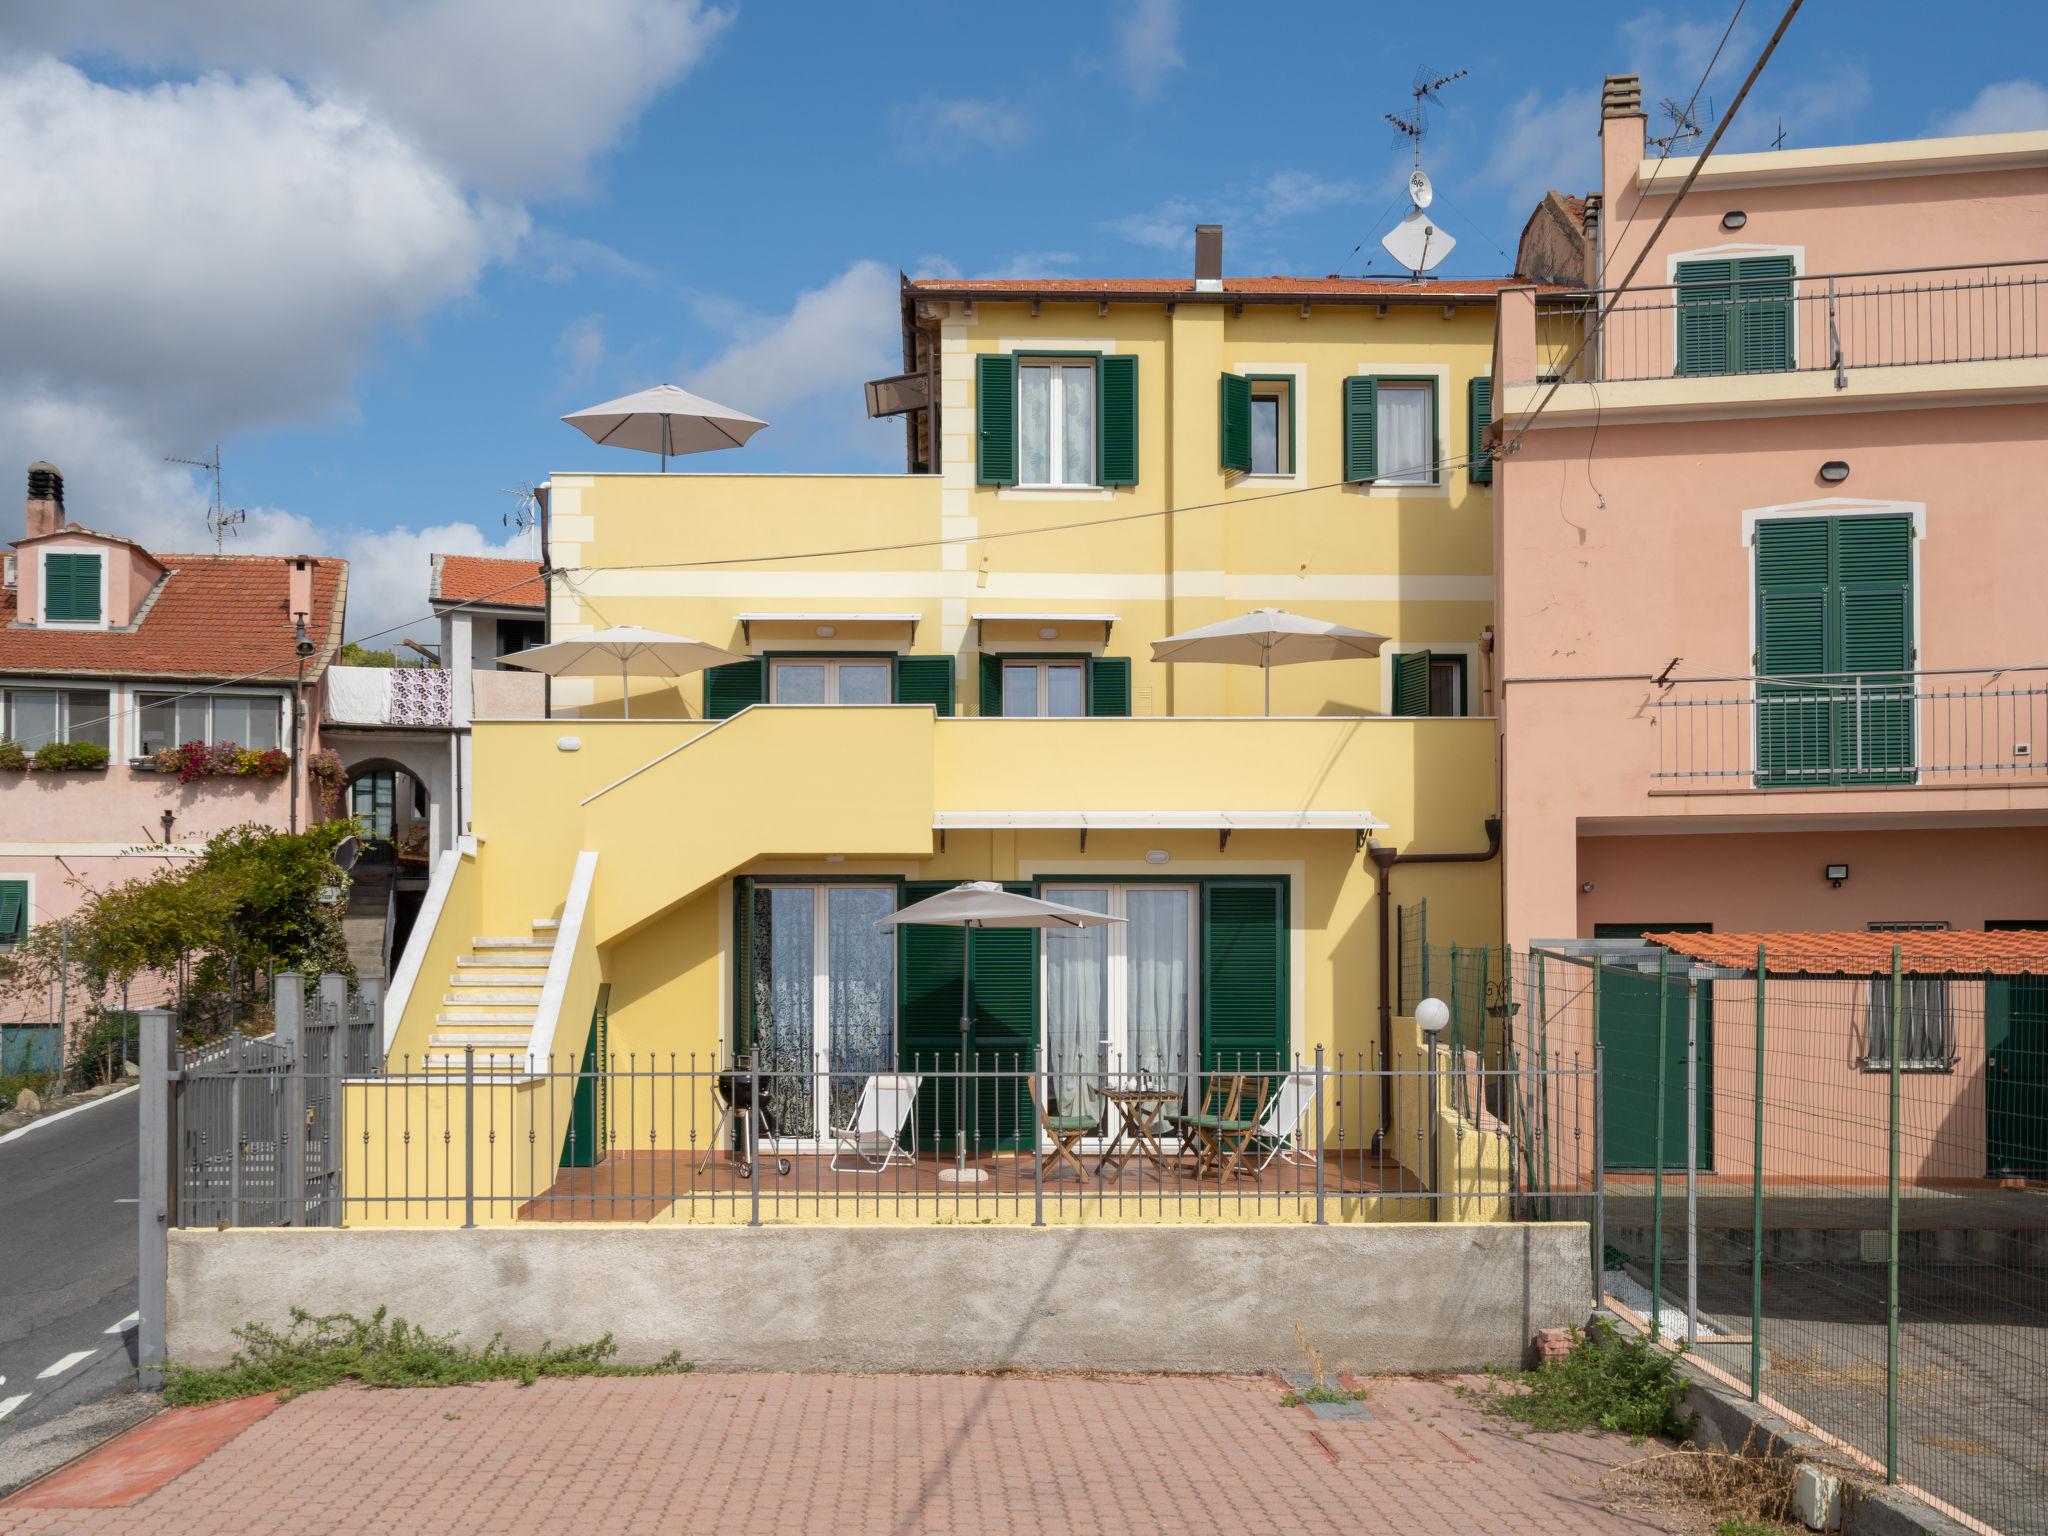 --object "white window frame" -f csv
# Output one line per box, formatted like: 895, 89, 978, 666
1, 683, 115, 751
1348, 362, 1451, 500
1665, 242, 1806, 376
1001, 659, 1087, 718
37, 548, 110, 631
131, 688, 288, 757
768, 657, 894, 706
1017, 357, 1098, 491
1231, 362, 1307, 485
1037, 881, 1201, 1143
